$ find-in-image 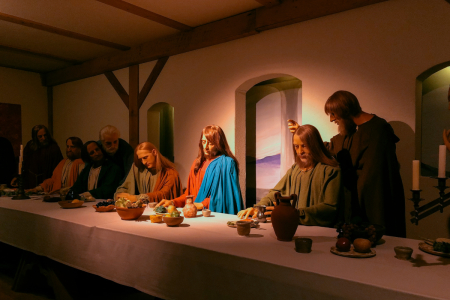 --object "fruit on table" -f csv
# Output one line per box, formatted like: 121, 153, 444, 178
336, 237, 351, 252
167, 205, 176, 213
170, 210, 180, 217
155, 206, 167, 213
353, 238, 372, 253
72, 199, 80, 203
